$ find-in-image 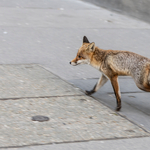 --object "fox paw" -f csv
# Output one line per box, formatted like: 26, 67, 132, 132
116, 105, 121, 111
85, 90, 94, 96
